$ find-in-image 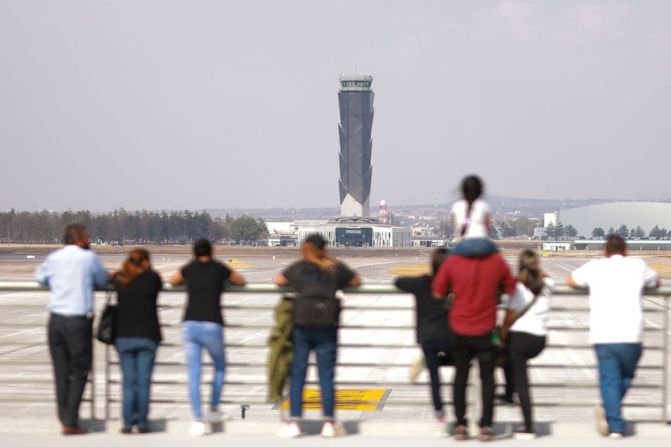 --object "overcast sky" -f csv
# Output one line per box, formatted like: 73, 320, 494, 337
1, 1, 670, 212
